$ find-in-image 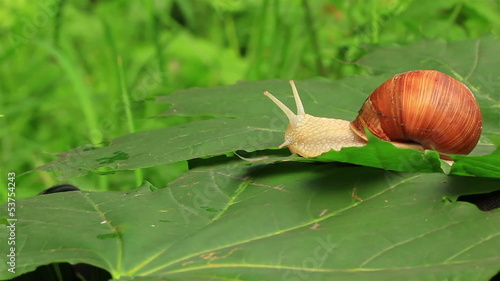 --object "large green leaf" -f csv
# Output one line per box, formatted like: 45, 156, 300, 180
38, 36, 500, 178
38, 77, 375, 178
2, 161, 500, 280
